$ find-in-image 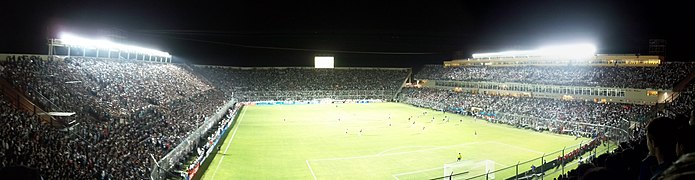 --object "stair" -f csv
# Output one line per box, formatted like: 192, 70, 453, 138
0, 77, 58, 126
